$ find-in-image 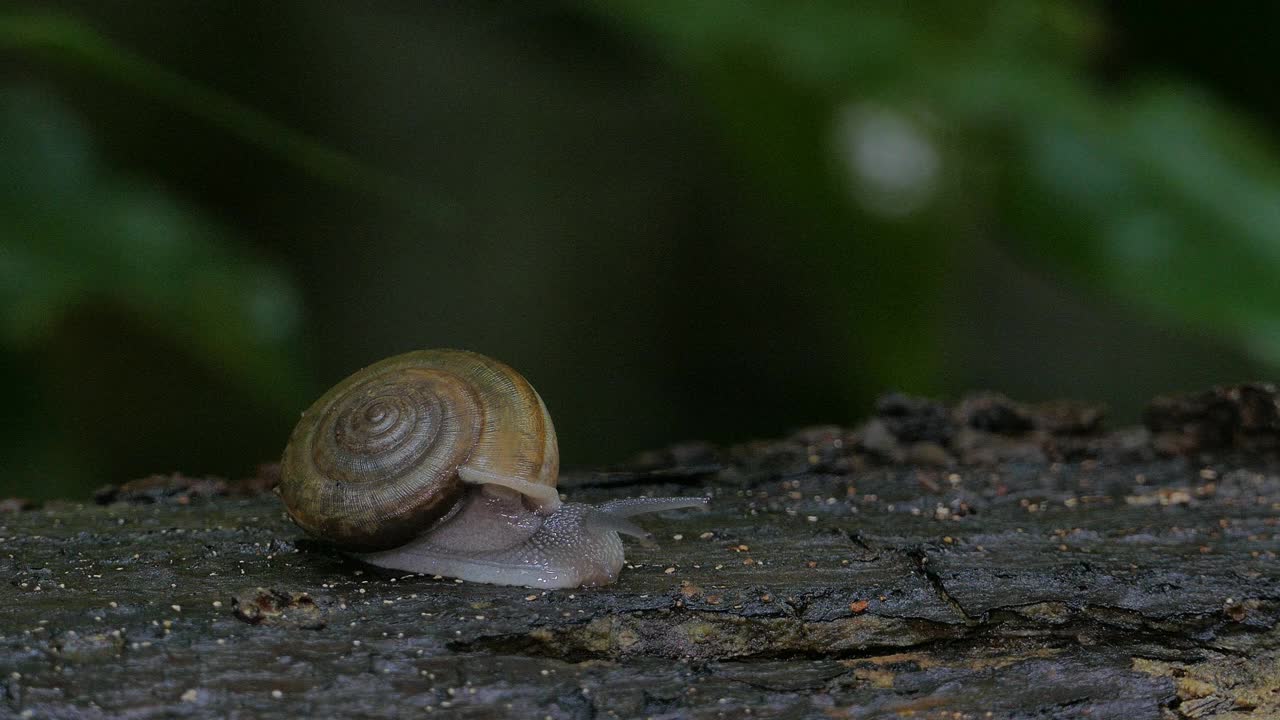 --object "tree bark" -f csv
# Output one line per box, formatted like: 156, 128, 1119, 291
3, 387, 1279, 719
